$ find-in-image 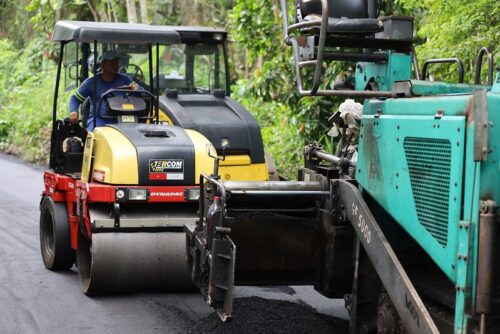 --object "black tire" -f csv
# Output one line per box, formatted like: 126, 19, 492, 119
39, 196, 75, 270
